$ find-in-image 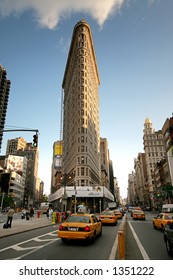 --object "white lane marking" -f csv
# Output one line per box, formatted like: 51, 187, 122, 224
14, 239, 60, 260
12, 244, 43, 251
0, 230, 58, 253
109, 234, 118, 260
128, 221, 150, 260
33, 237, 56, 242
